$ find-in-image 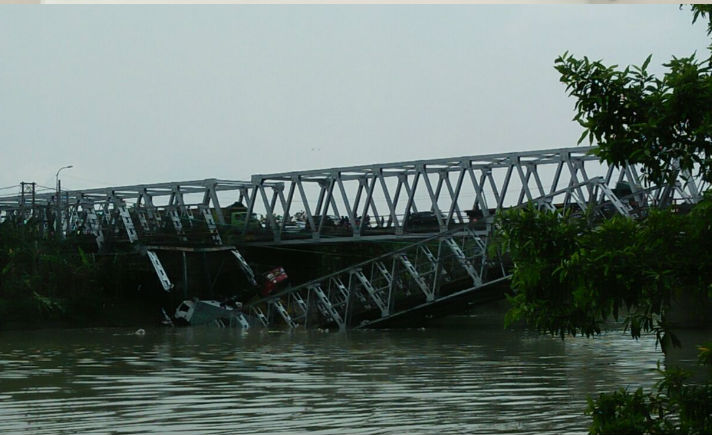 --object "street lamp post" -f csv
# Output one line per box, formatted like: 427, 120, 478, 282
55, 165, 73, 238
